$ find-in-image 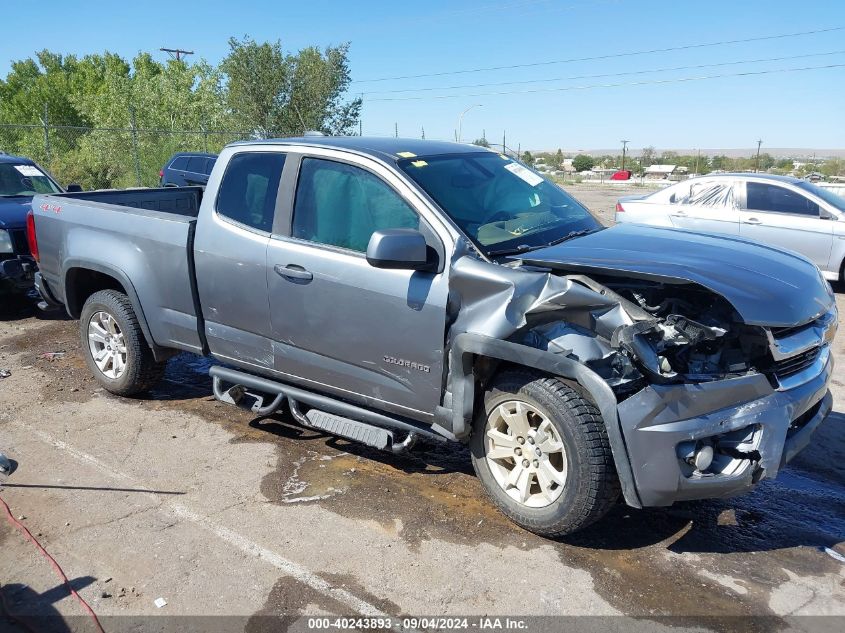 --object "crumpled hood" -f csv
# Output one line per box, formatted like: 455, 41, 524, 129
520, 223, 833, 327
0, 197, 32, 230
